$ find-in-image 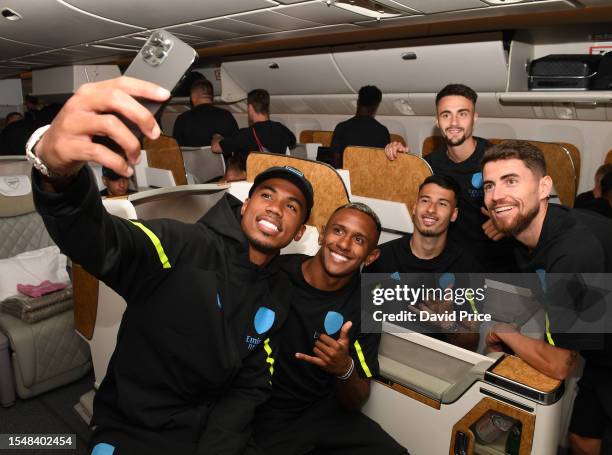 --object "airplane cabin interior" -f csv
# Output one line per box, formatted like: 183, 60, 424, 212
1, 1, 612, 454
